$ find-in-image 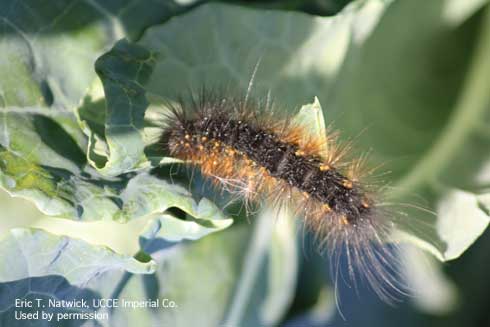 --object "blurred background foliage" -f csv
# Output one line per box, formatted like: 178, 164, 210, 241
215, 0, 354, 15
